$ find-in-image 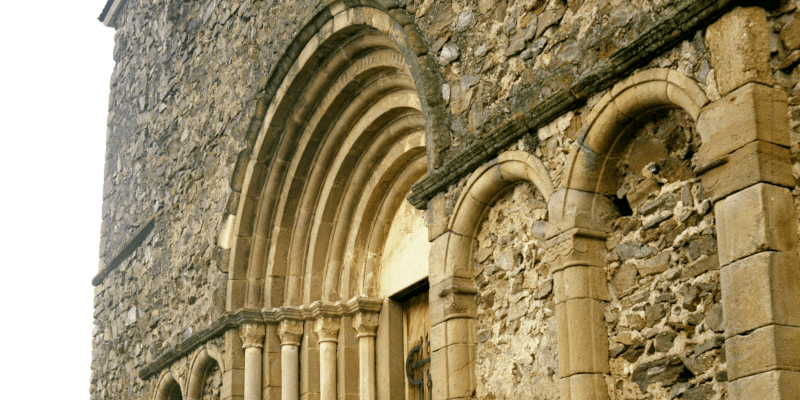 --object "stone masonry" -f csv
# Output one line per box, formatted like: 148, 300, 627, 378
94, 1, 800, 400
